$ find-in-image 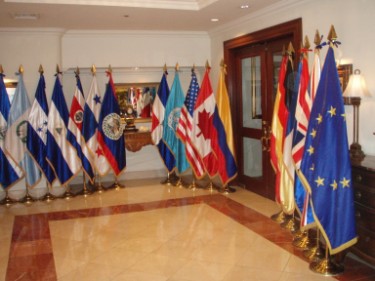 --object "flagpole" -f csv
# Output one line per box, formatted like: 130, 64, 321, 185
0, 191, 14, 206
81, 173, 92, 197
43, 181, 55, 202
